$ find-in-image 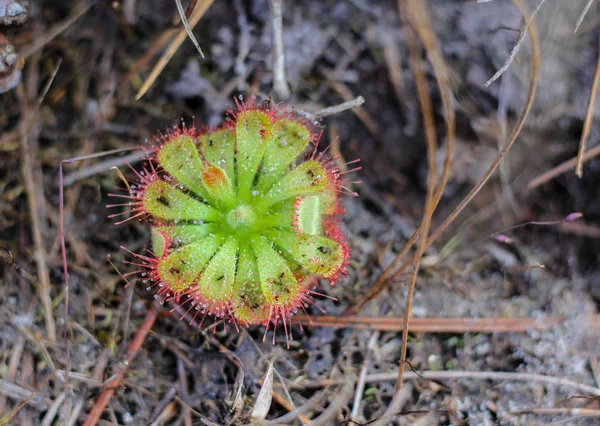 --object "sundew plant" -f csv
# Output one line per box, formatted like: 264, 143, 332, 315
108, 99, 360, 337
